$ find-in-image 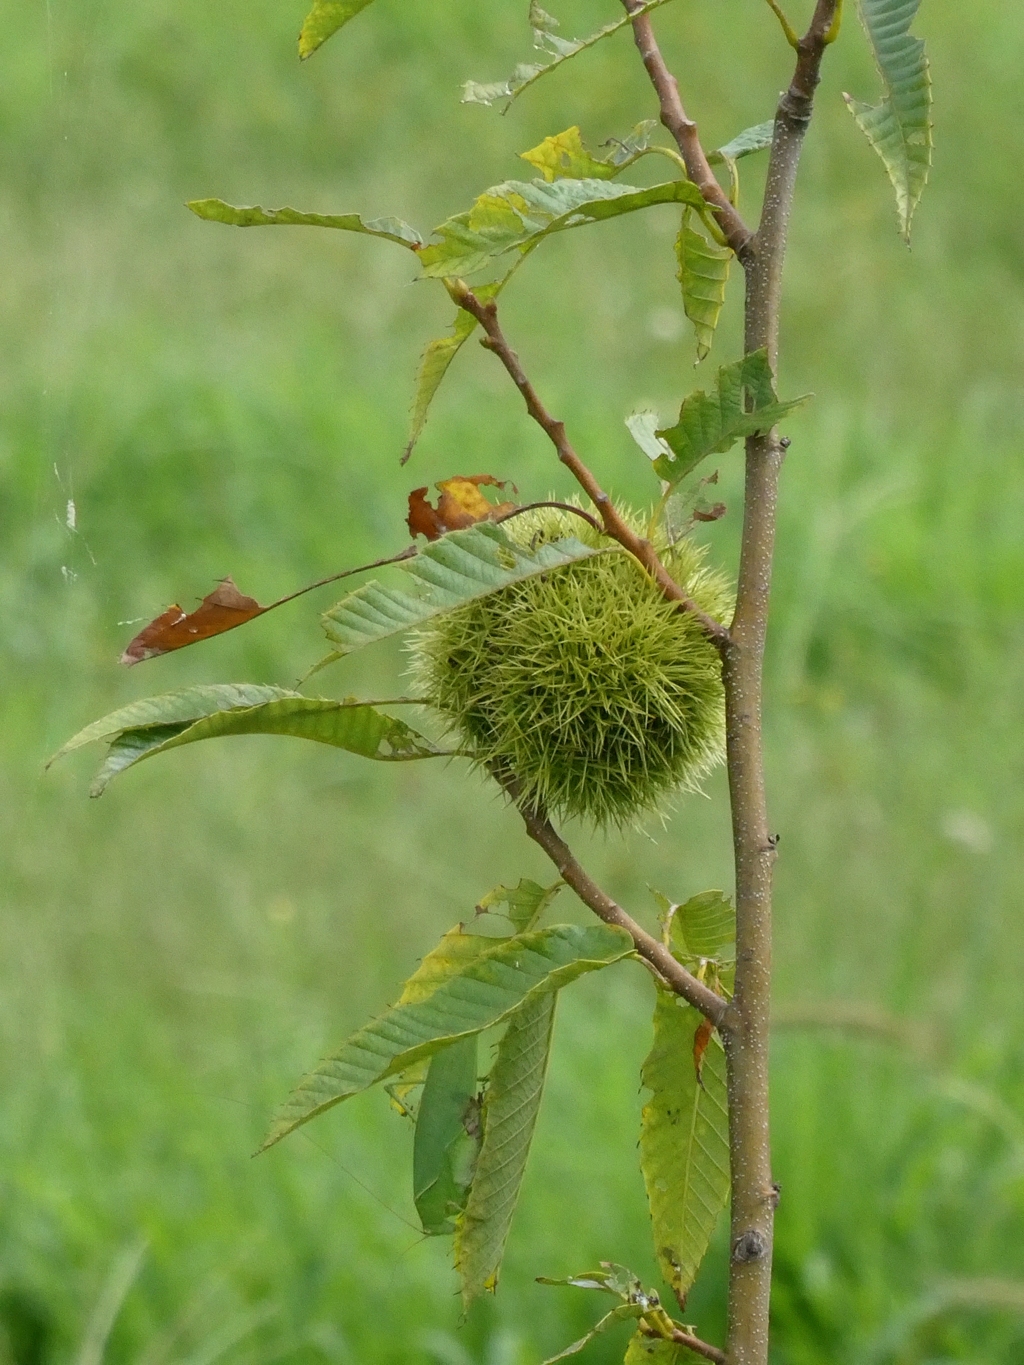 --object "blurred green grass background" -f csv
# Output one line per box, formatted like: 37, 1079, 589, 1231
2, 1, 1024, 1362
